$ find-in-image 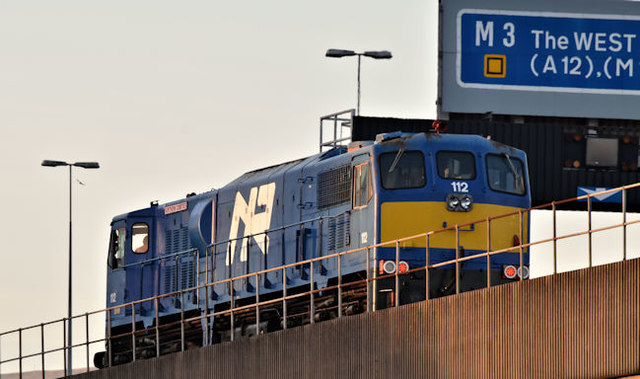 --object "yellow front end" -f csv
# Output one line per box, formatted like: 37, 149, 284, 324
380, 202, 528, 251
